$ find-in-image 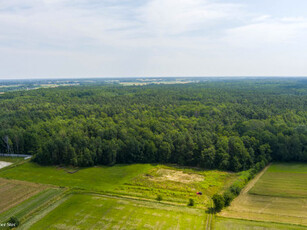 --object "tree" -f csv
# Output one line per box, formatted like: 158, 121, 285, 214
212, 194, 225, 212
8, 216, 19, 228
